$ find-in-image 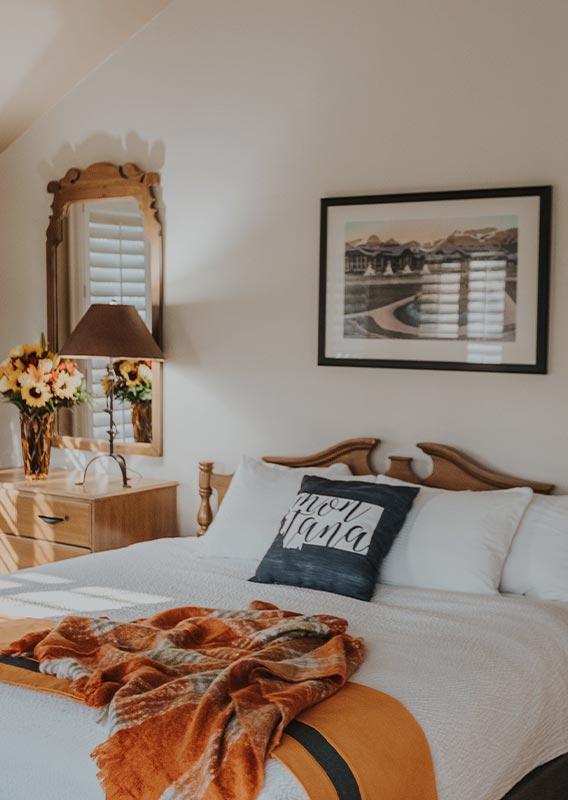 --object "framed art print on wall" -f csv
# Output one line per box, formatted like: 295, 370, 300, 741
318, 186, 552, 373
